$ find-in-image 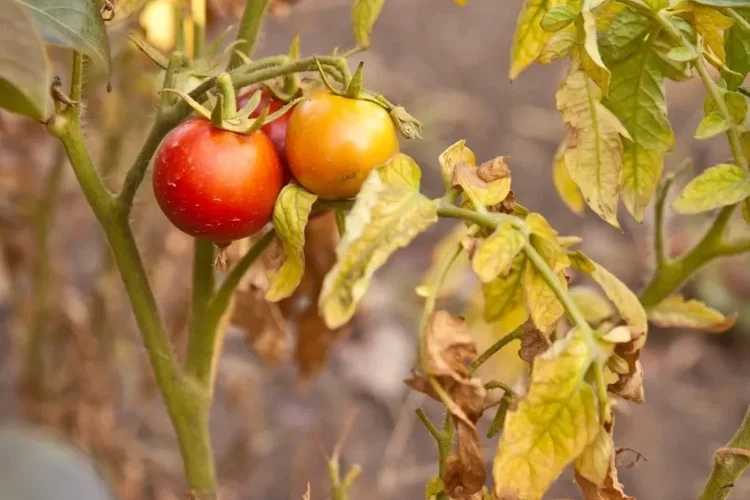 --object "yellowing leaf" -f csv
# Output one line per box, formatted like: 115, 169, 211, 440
526, 212, 570, 272
452, 157, 512, 207
266, 184, 317, 302
510, 0, 568, 79
483, 254, 530, 329
352, 0, 385, 48
541, 5, 578, 32
605, 35, 674, 221
493, 328, 598, 500
599, 6, 652, 64
695, 111, 731, 139
538, 29, 578, 63
687, 3, 734, 62
581, 1, 611, 93
648, 295, 737, 333
672, 163, 750, 214
320, 170, 438, 328
472, 220, 525, 283
570, 286, 615, 326
575, 421, 614, 486
553, 138, 585, 213
378, 153, 423, 190
557, 69, 630, 227
439, 139, 476, 188
523, 259, 566, 333
591, 261, 648, 336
